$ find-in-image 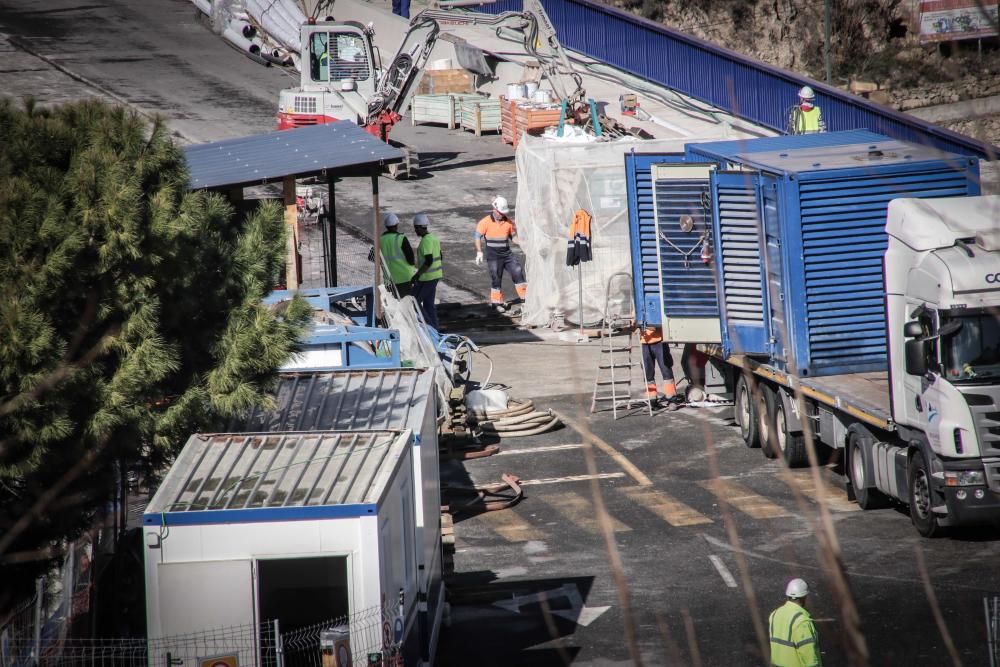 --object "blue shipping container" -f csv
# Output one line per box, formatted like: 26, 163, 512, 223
688, 131, 980, 377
